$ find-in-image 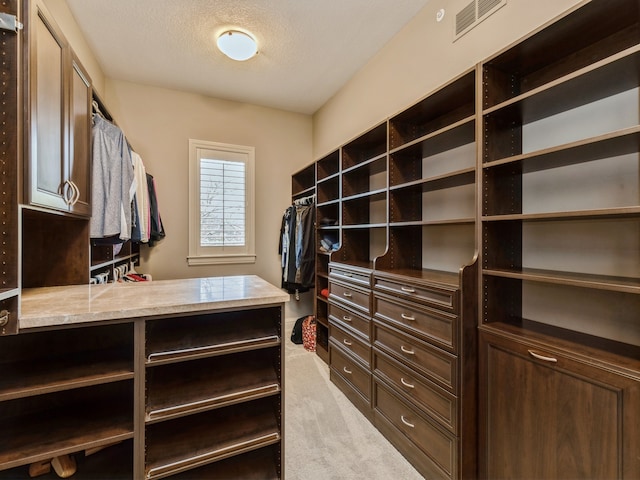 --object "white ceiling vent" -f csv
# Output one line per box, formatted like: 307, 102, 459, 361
455, 0, 506, 40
